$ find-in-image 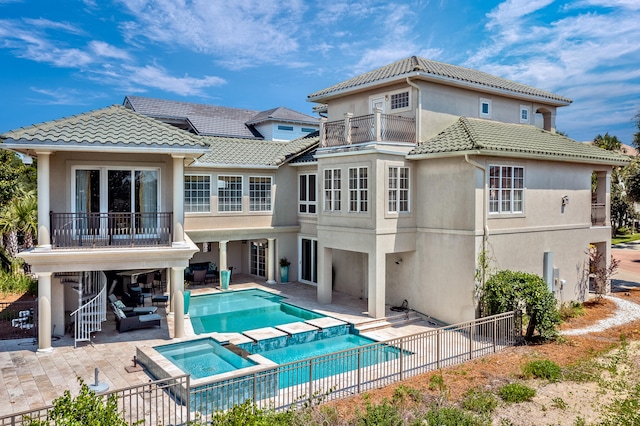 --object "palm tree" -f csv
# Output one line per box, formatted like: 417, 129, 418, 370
0, 189, 37, 256
593, 132, 622, 152
11, 190, 37, 249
